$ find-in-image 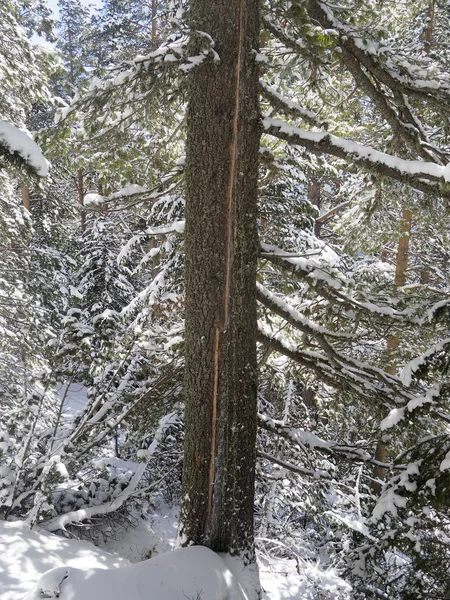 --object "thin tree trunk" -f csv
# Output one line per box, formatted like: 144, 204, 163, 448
308, 180, 322, 236
152, 0, 157, 43
424, 0, 435, 55
373, 208, 412, 491
77, 168, 85, 232
420, 269, 429, 285
68, 27, 75, 85
420, 1, 433, 283
386, 207, 412, 365
179, 0, 261, 584
21, 184, 30, 212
